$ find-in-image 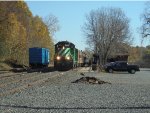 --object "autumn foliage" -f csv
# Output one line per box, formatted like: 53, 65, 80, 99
0, 1, 54, 66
